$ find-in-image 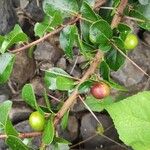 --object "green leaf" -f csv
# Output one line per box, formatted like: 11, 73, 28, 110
61, 110, 69, 130
5, 117, 18, 136
81, 1, 99, 21
106, 91, 150, 150
89, 20, 113, 45
0, 35, 4, 47
59, 25, 77, 58
34, 12, 62, 37
105, 37, 126, 71
85, 96, 113, 112
0, 101, 12, 128
0, 25, 28, 53
6, 135, 32, 150
22, 84, 43, 114
118, 23, 131, 33
54, 137, 71, 144
42, 115, 55, 144
43, 0, 79, 18
0, 53, 15, 74
44, 68, 75, 91
138, 0, 149, 5
99, 60, 110, 81
78, 80, 93, 94
56, 76, 75, 91
129, 10, 150, 30
0, 54, 15, 84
